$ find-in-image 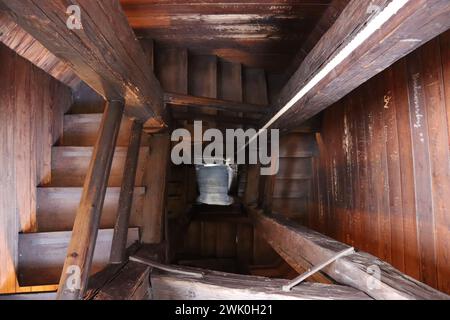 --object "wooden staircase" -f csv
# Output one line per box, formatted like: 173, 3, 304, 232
13, 41, 273, 290
17, 97, 147, 287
